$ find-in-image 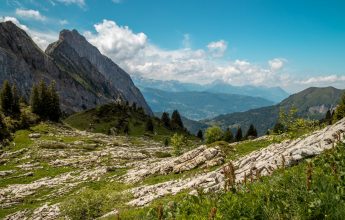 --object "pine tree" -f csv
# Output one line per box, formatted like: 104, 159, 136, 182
333, 93, 345, 123
0, 113, 10, 143
124, 123, 129, 135
11, 84, 21, 116
161, 112, 171, 128
197, 130, 203, 140
48, 81, 61, 122
223, 128, 233, 142
245, 124, 257, 138
273, 122, 285, 134
235, 127, 243, 142
0, 80, 13, 116
145, 118, 154, 133
171, 110, 184, 129
30, 84, 40, 115
38, 80, 50, 119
